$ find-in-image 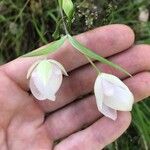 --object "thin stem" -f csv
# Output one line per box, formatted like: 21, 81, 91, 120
85, 55, 101, 75
59, 4, 69, 35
